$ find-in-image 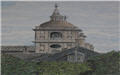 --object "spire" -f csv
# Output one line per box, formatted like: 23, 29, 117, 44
55, 3, 58, 9
50, 3, 67, 21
